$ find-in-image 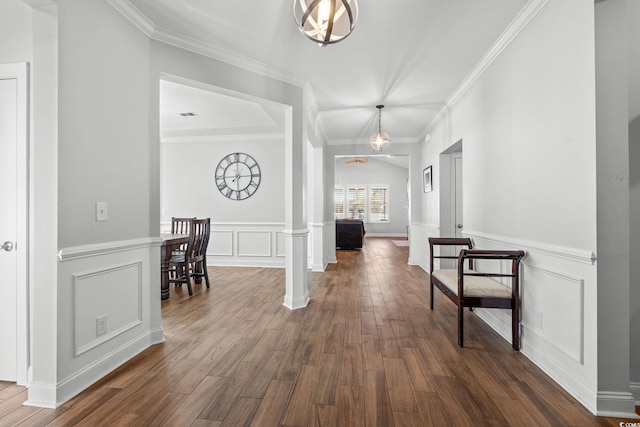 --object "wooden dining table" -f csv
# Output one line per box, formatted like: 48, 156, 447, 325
160, 233, 189, 300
